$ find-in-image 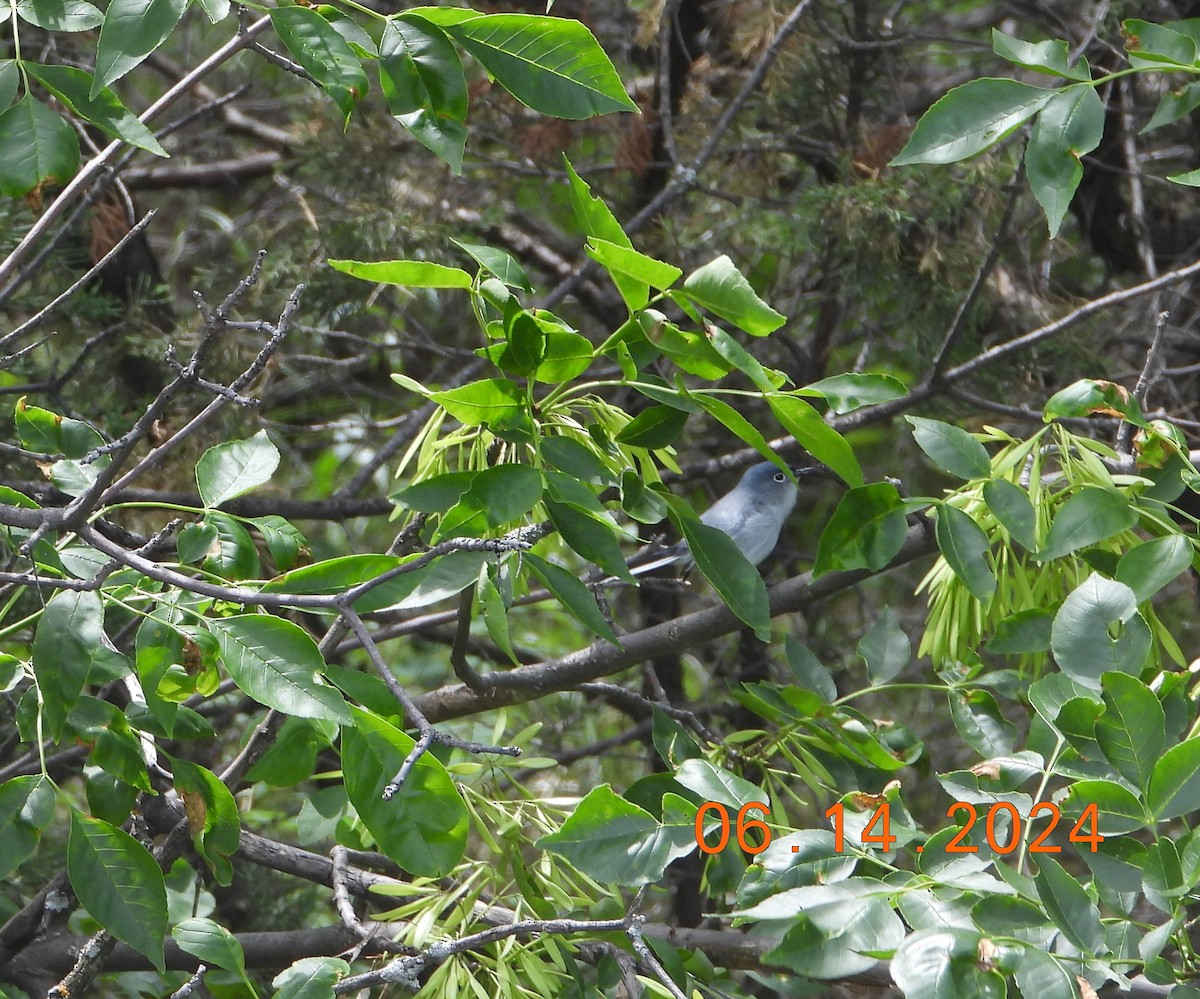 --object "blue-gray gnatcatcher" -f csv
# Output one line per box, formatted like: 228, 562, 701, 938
627, 462, 818, 577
